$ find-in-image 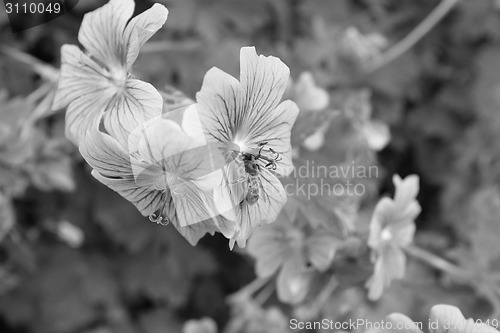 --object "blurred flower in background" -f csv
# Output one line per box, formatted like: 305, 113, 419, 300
183, 317, 217, 333
247, 205, 342, 304
344, 89, 391, 152
338, 27, 388, 71
286, 71, 332, 153
366, 174, 421, 300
